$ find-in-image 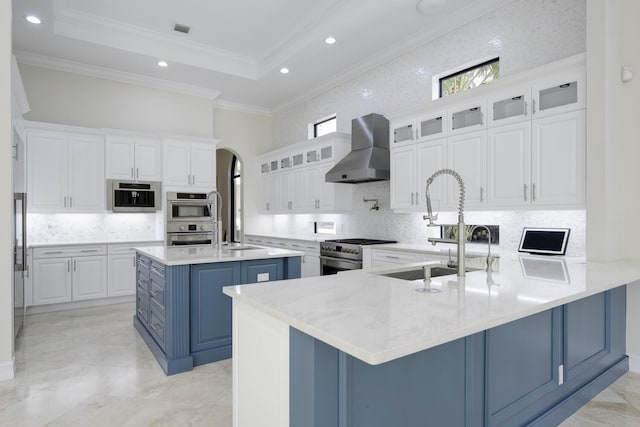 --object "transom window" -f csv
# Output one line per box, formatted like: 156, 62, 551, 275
313, 115, 337, 138
439, 58, 500, 98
